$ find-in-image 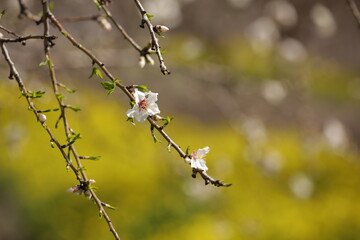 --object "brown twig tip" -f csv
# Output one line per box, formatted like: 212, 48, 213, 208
192, 169, 232, 187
